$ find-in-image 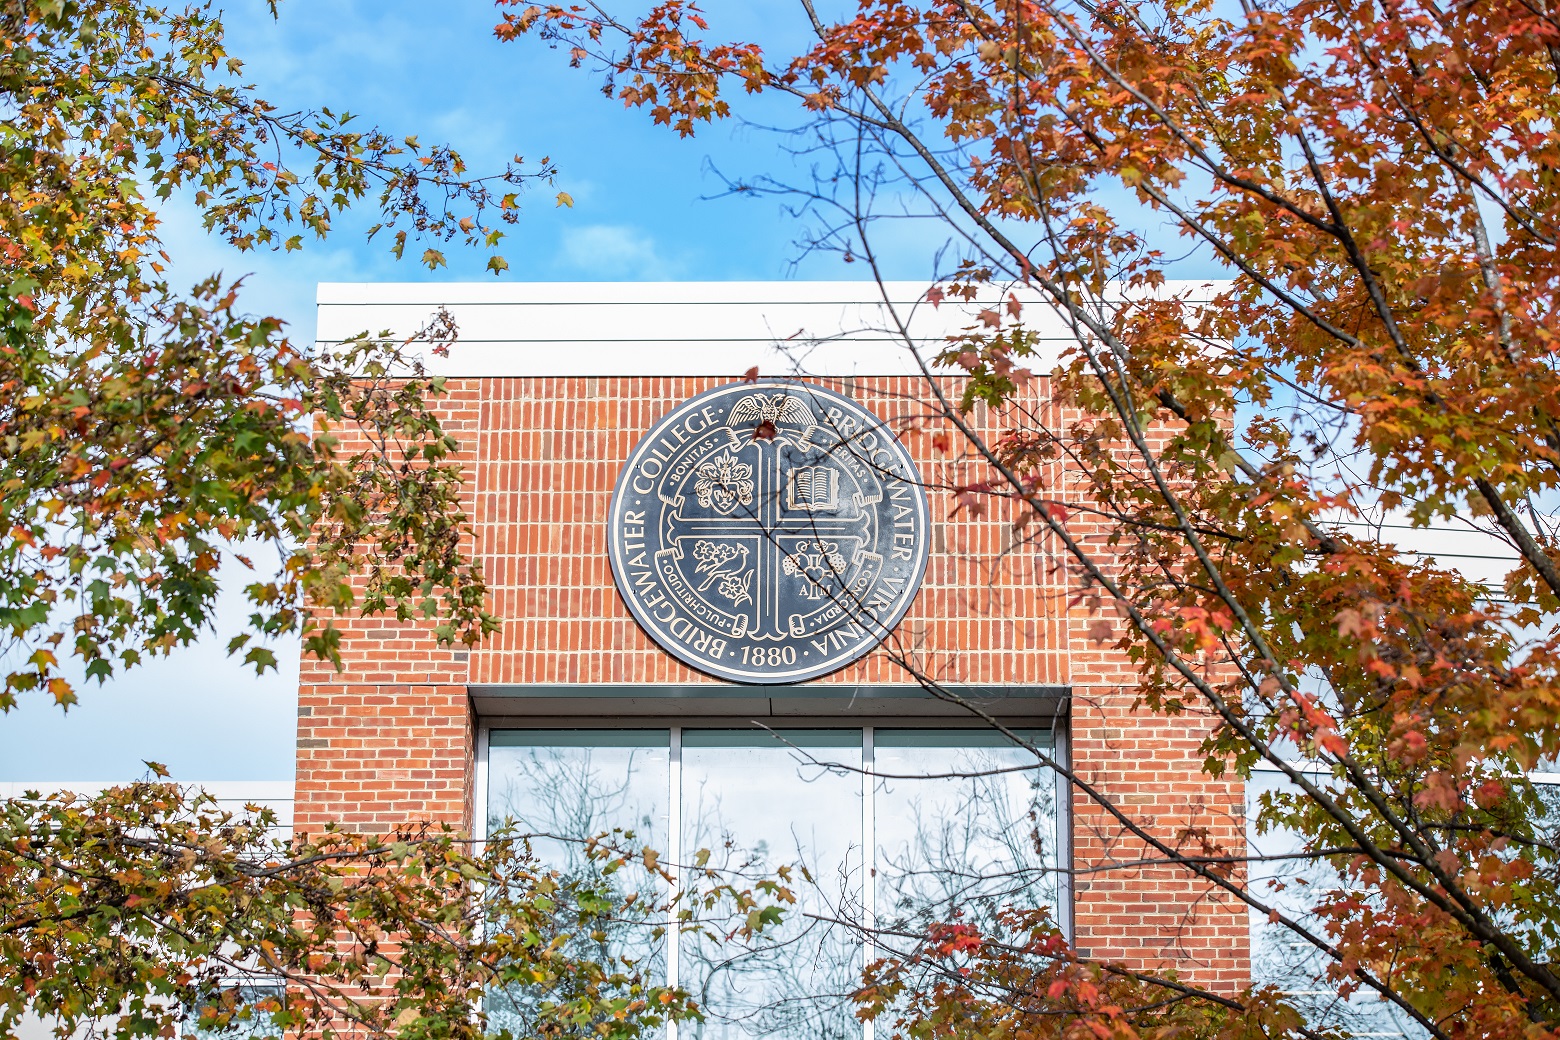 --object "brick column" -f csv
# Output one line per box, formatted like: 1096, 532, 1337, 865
293, 382, 482, 836
294, 683, 474, 833
1059, 409, 1249, 994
